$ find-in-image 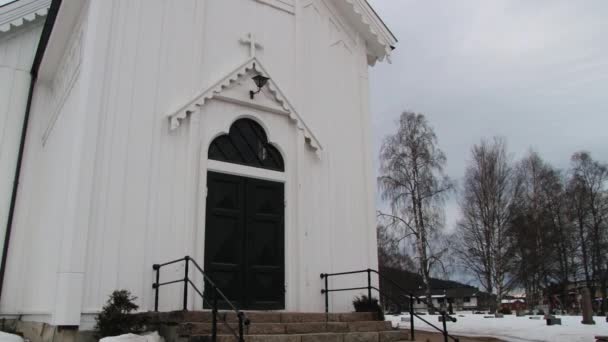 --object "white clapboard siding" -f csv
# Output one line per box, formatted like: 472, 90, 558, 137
1, 0, 393, 325
0, 21, 44, 305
